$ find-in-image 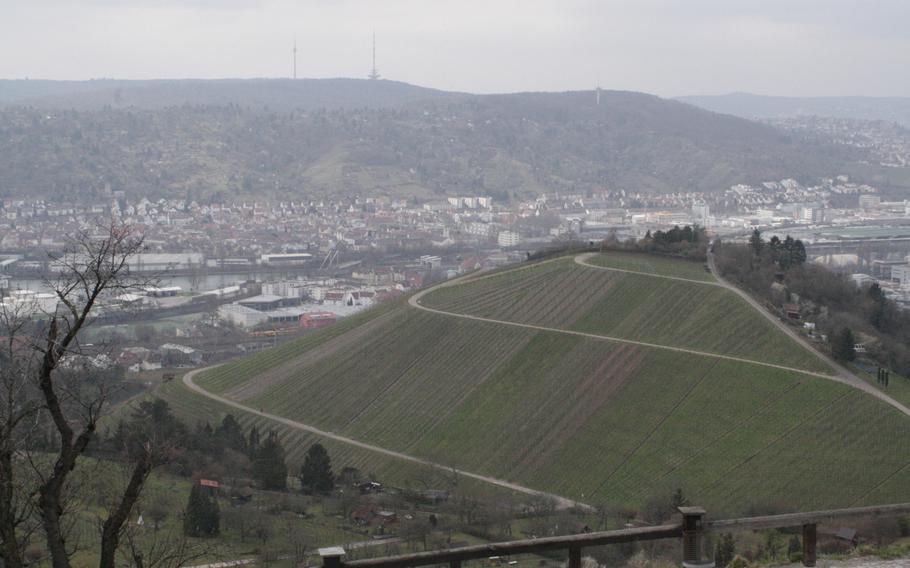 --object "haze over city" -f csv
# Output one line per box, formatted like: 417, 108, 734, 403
2, 0, 910, 96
